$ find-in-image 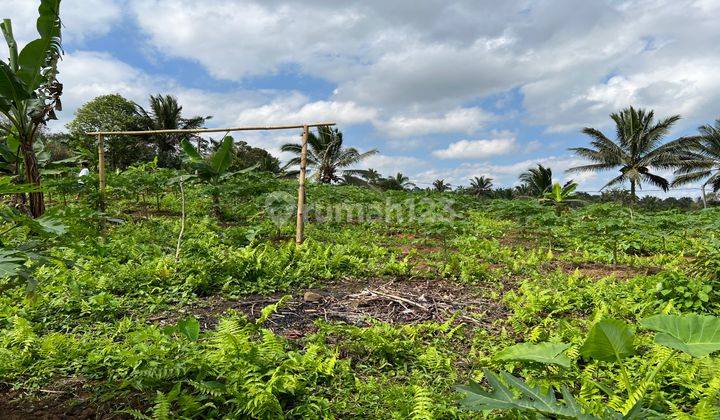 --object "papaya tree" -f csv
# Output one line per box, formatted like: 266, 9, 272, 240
0, 0, 63, 217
